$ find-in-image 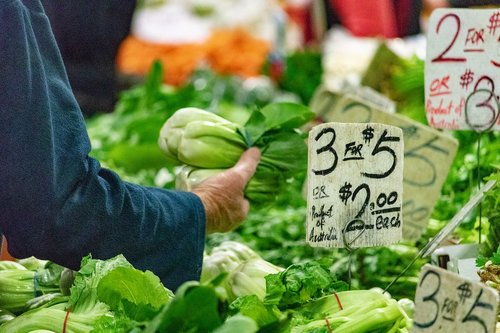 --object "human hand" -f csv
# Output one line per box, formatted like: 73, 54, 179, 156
193, 147, 261, 233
